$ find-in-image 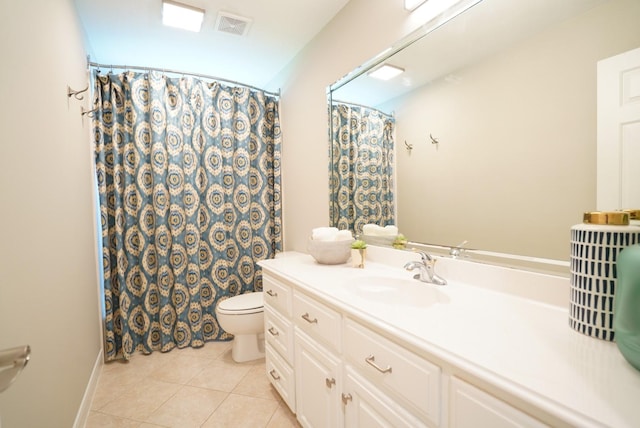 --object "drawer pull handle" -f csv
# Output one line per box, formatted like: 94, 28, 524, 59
269, 369, 281, 381
365, 355, 392, 374
268, 327, 279, 336
266, 289, 278, 297
341, 393, 353, 405
301, 313, 318, 324
325, 377, 336, 388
